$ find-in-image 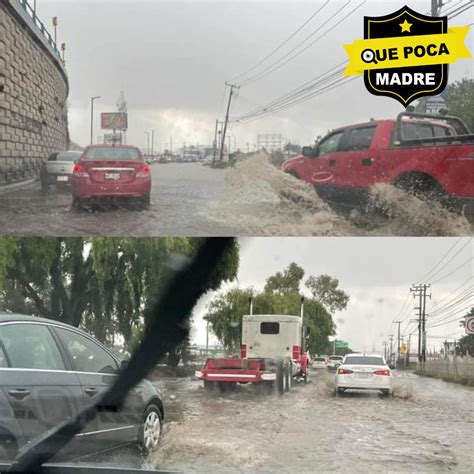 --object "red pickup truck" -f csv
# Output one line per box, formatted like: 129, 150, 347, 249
282, 112, 474, 215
